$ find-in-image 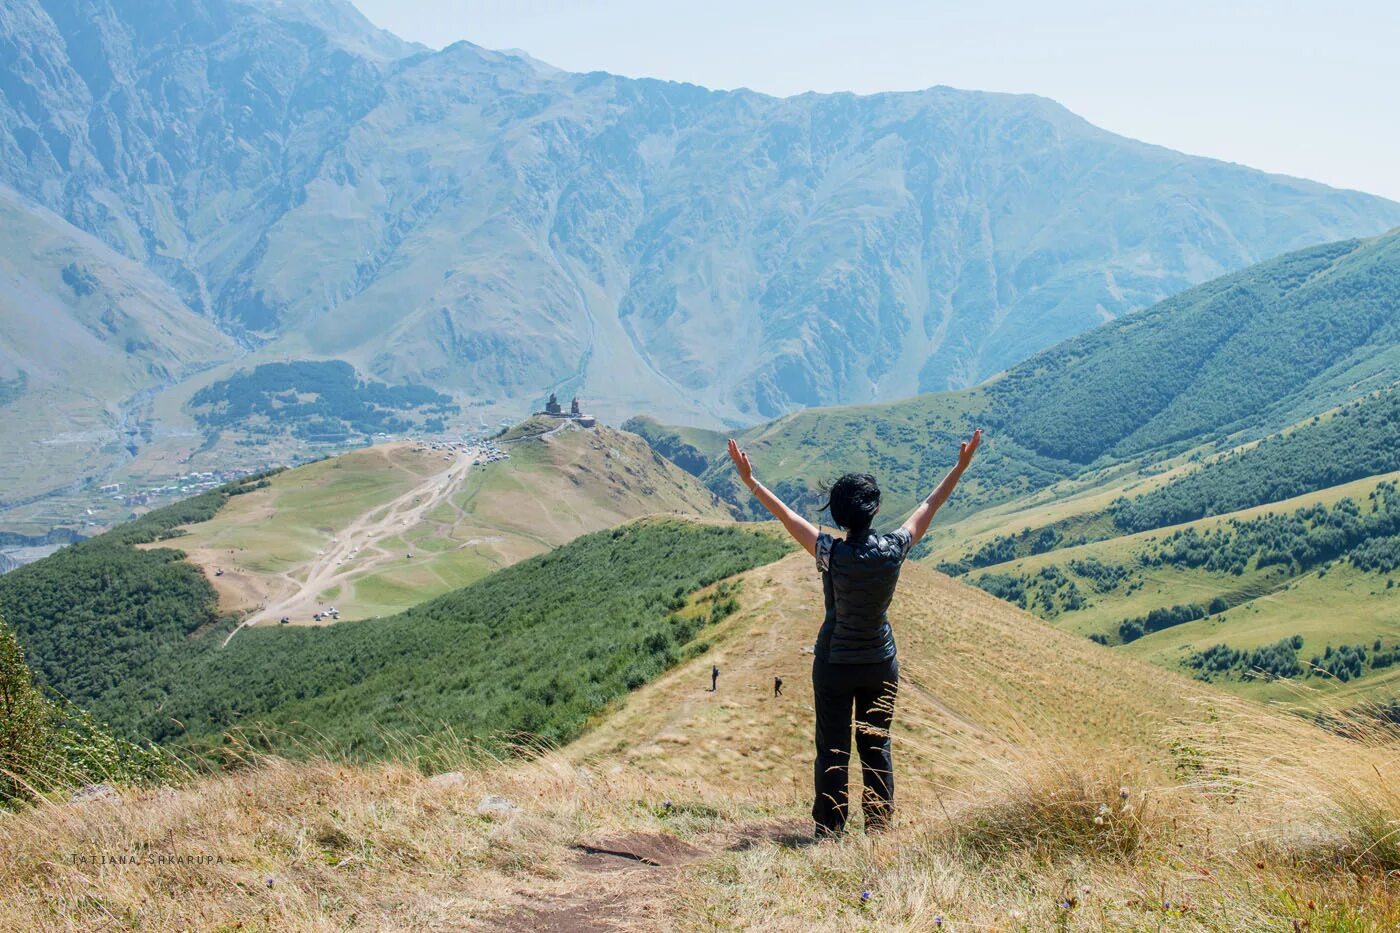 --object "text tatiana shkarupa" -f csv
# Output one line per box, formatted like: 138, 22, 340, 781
70, 853, 227, 866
